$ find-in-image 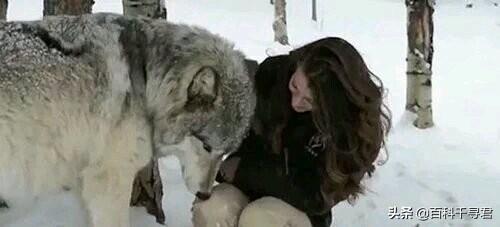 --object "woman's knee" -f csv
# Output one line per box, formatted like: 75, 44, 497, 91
238, 197, 312, 227
192, 183, 249, 227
